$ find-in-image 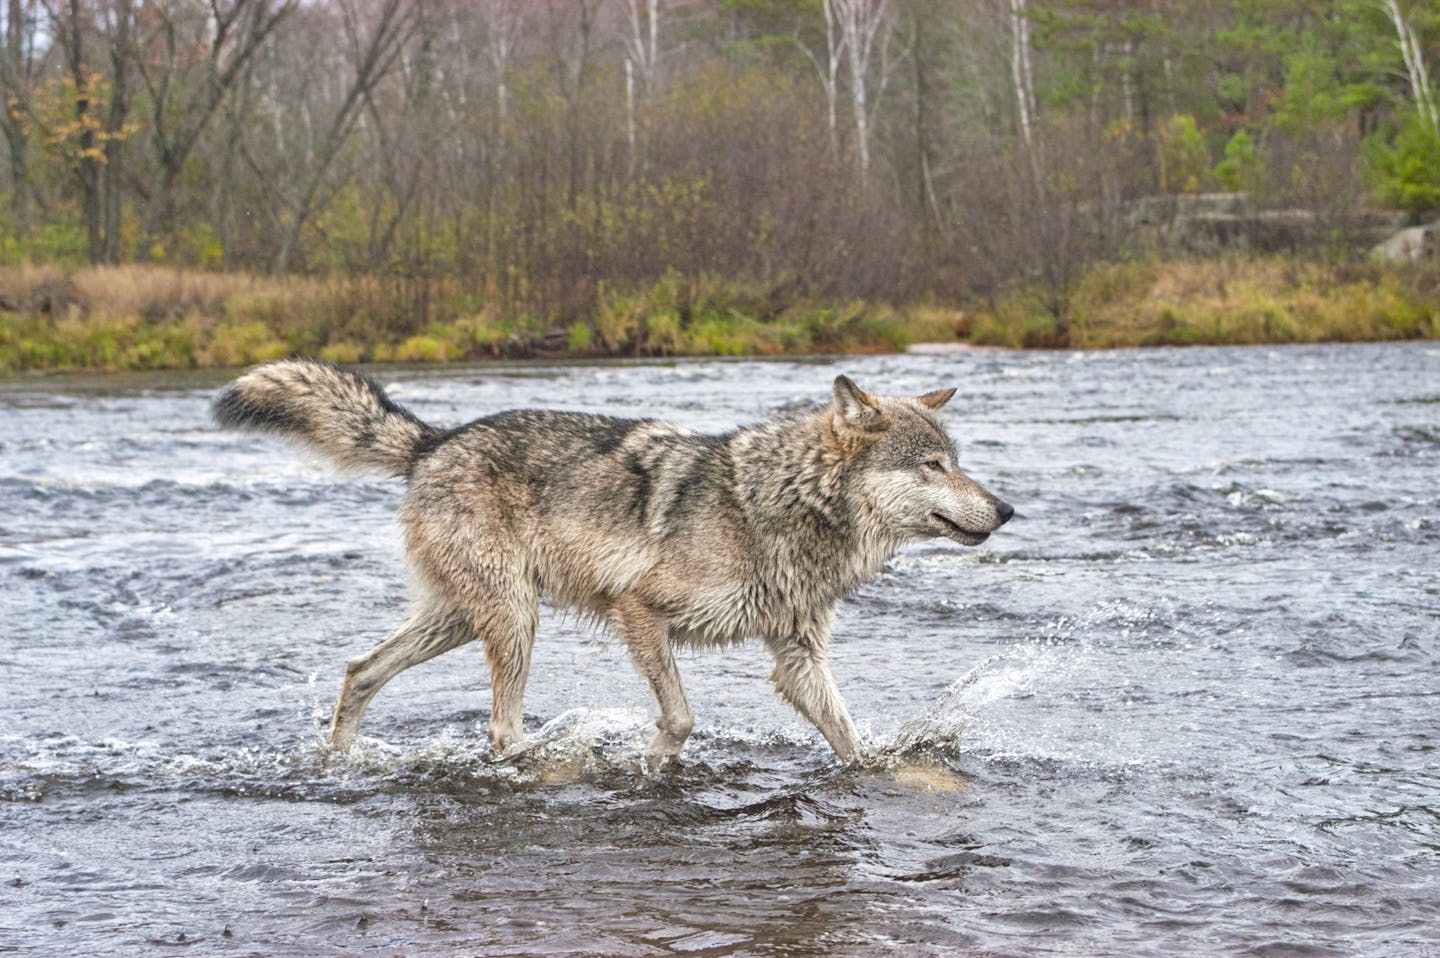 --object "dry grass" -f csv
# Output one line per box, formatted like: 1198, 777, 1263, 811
971, 255, 1440, 348
0, 264, 481, 372
69, 266, 264, 322
8, 256, 1426, 372
0, 261, 71, 313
